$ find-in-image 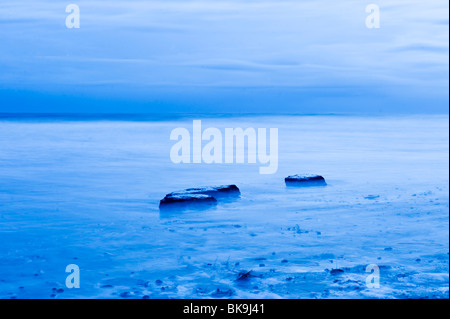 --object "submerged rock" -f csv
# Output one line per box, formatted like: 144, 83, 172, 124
159, 185, 240, 209
236, 270, 253, 282
160, 193, 217, 207
330, 268, 344, 275
285, 174, 327, 186
211, 288, 234, 298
